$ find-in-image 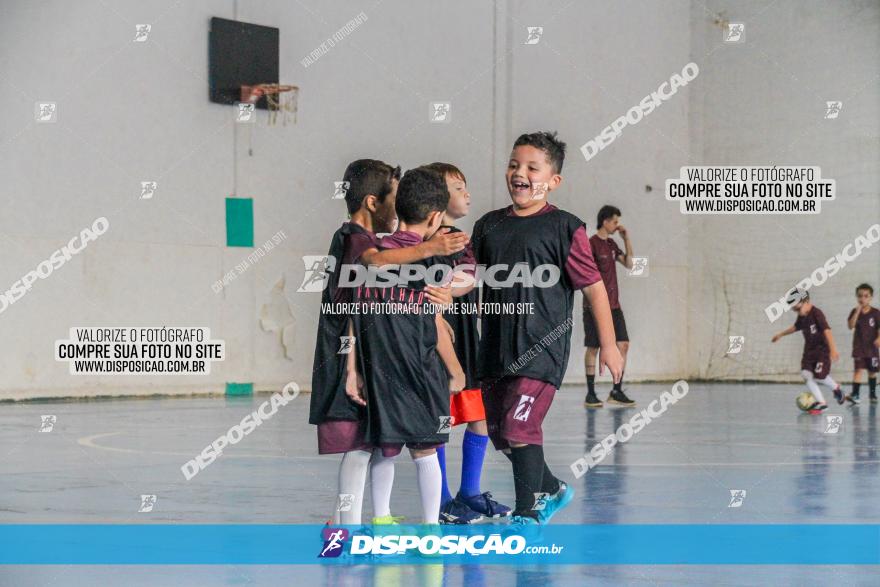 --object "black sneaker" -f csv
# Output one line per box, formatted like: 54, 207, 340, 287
851, 391, 860, 400
871, 394, 877, 404
584, 390, 603, 408
846, 394, 860, 406
833, 386, 845, 405
607, 389, 635, 407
